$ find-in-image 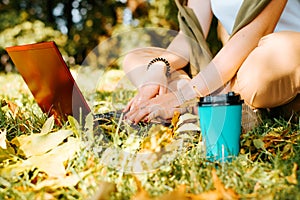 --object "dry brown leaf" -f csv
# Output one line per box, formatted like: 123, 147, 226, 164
131, 176, 152, 200
131, 172, 239, 200
211, 168, 239, 200
159, 185, 189, 200
184, 169, 240, 200
187, 191, 222, 200
286, 163, 298, 185
6, 100, 19, 116
91, 181, 117, 200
